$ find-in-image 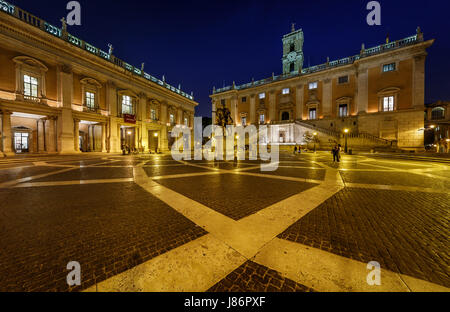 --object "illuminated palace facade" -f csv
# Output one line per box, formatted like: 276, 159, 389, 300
0, 2, 197, 156
211, 26, 434, 151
